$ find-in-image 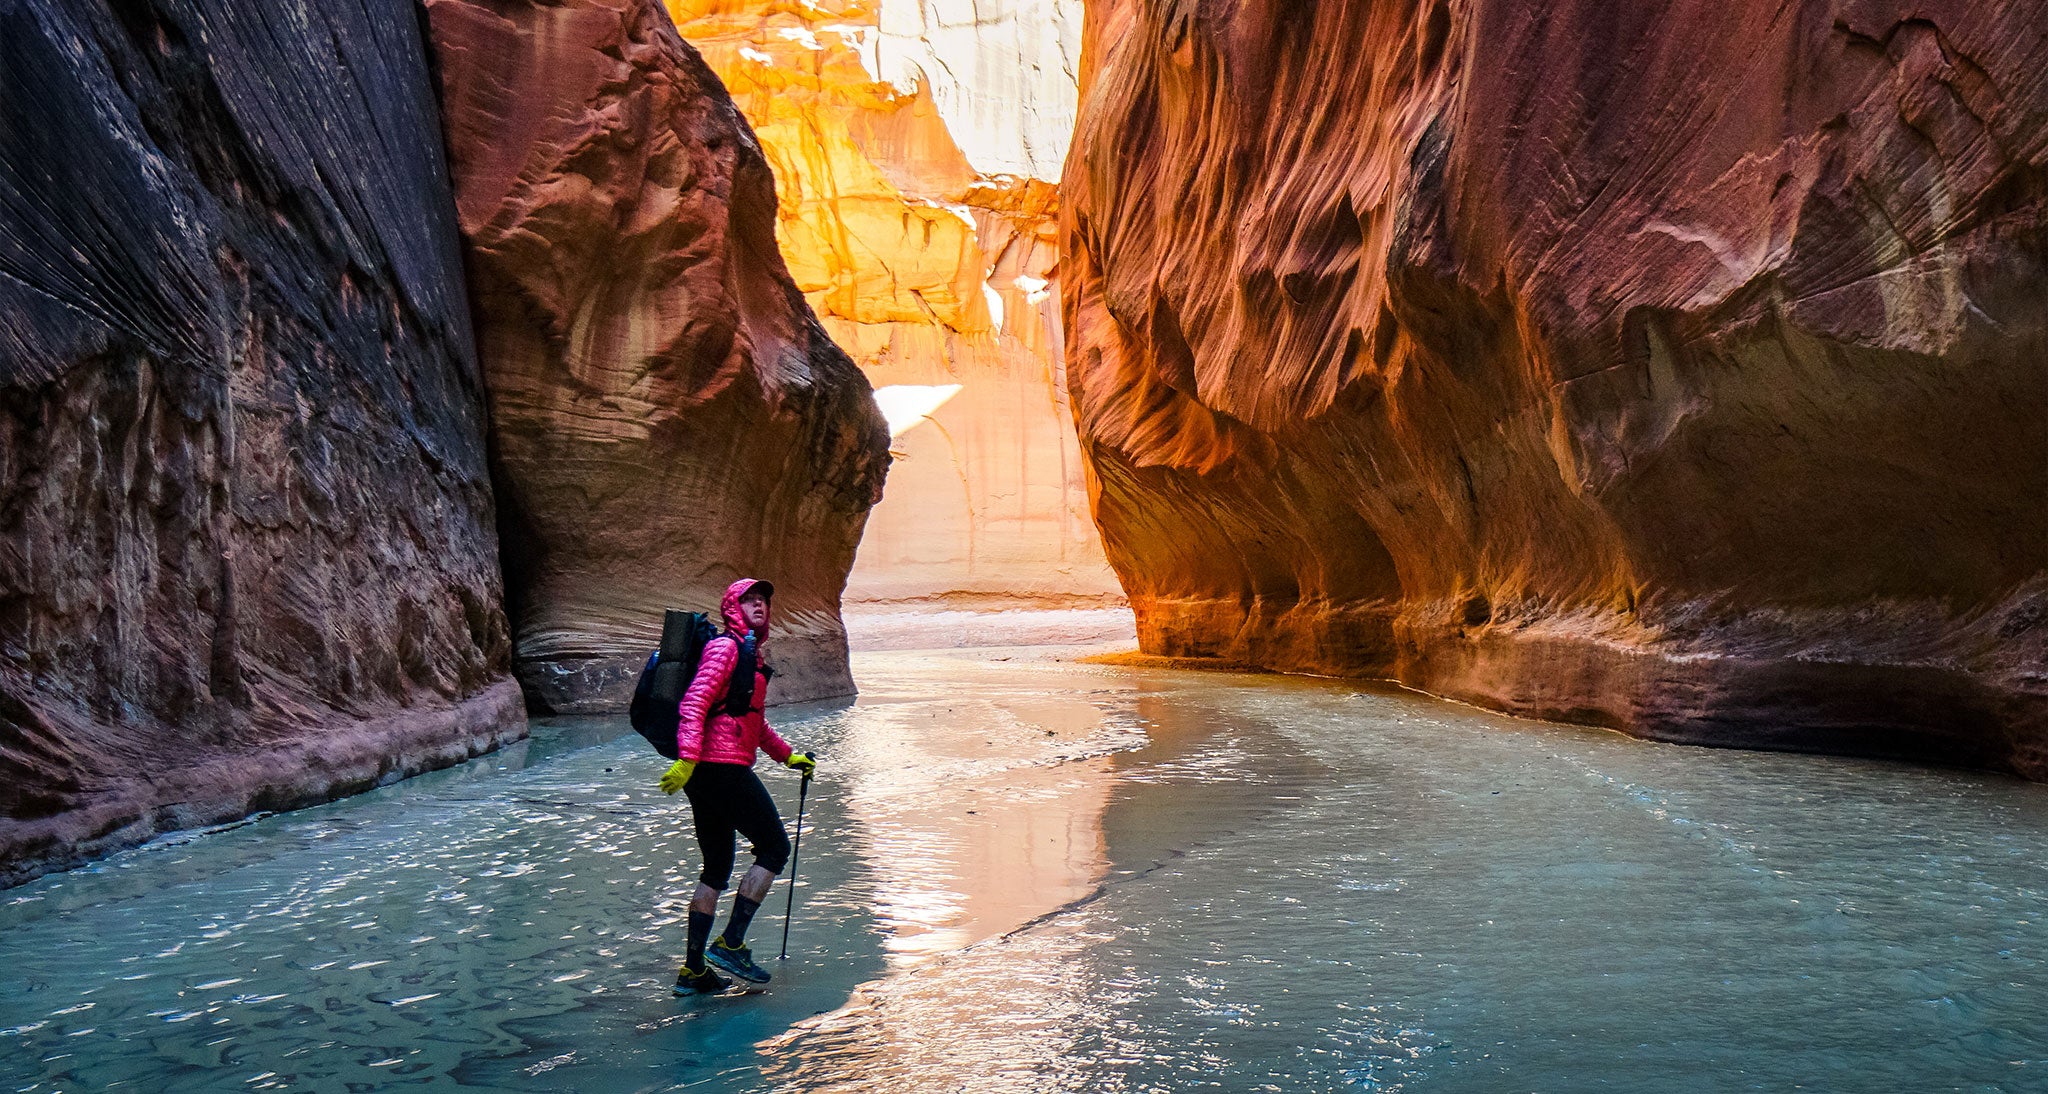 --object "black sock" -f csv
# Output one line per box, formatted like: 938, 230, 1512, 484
721, 895, 762, 947
686, 909, 714, 970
